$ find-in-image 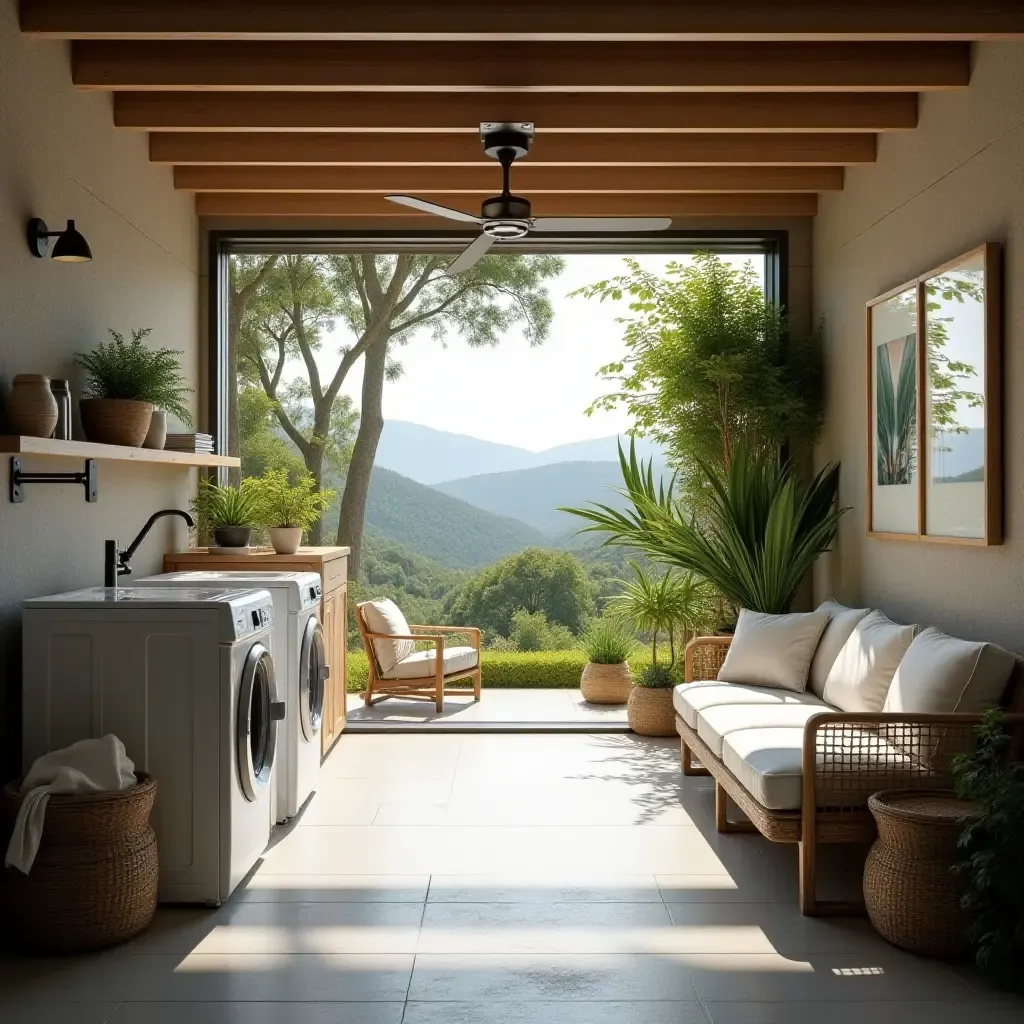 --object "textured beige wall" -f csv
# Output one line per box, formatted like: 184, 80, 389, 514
0, 0, 199, 773
813, 42, 1024, 650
